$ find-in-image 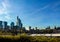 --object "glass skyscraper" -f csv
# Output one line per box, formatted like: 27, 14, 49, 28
0, 21, 3, 29
11, 22, 14, 29
16, 16, 23, 29
3, 21, 7, 29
